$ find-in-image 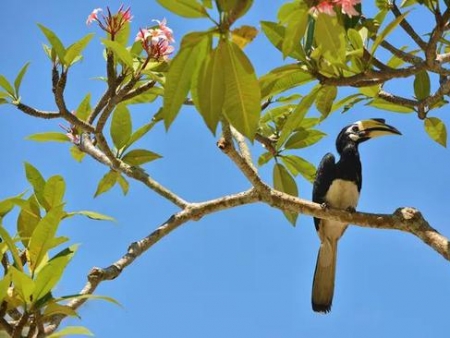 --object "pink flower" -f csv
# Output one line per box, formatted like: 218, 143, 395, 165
86, 8, 102, 25
119, 5, 133, 23
335, 0, 360, 17
310, 1, 335, 16
153, 18, 175, 43
136, 19, 175, 61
